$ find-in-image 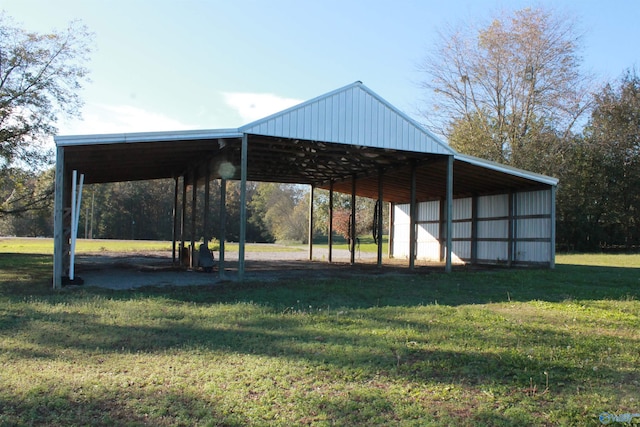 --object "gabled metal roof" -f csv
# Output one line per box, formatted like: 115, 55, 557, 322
240, 81, 454, 156
53, 82, 556, 199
